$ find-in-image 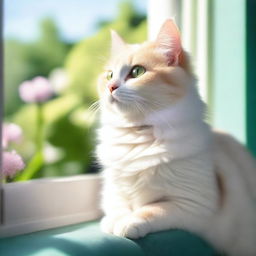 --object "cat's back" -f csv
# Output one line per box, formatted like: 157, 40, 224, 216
211, 131, 256, 255
213, 131, 256, 199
